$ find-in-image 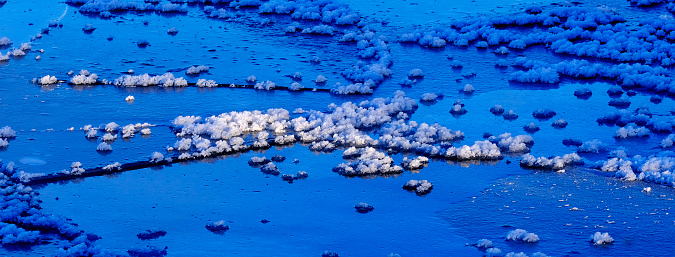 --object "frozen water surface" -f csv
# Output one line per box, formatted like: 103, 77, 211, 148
36, 148, 527, 256
1, 0, 675, 256
447, 168, 675, 256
